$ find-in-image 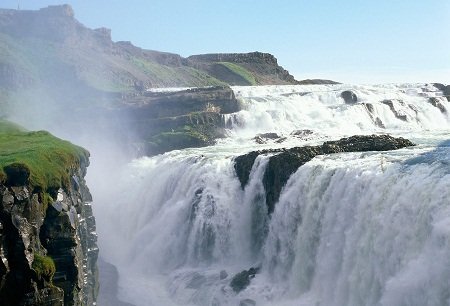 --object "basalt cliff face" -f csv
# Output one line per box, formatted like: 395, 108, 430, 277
0, 124, 98, 305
